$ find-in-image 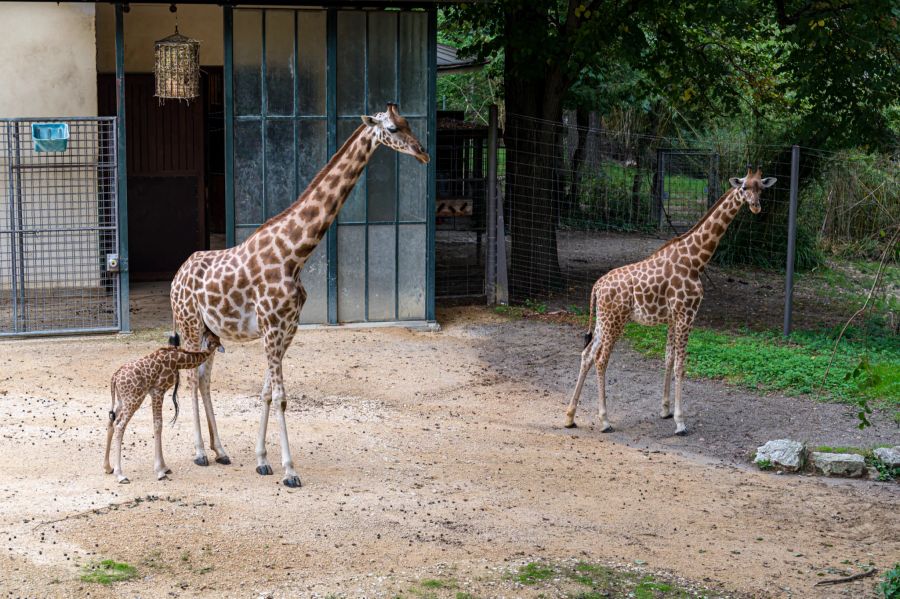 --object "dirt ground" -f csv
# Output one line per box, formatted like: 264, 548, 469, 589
0, 302, 897, 598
